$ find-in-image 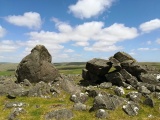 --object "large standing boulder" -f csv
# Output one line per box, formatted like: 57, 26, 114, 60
16, 45, 59, 83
